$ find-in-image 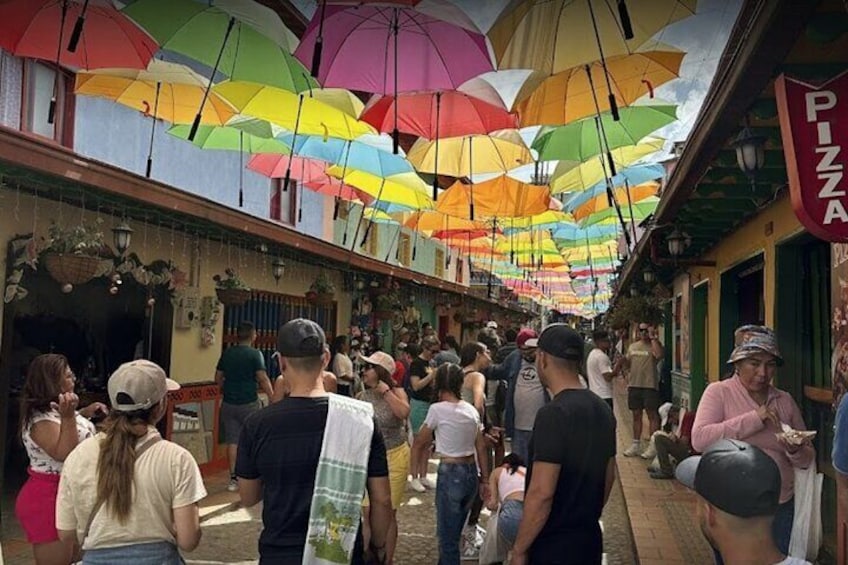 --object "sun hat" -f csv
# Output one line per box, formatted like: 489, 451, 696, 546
360, 351, 396, 375
727, 324, 782, 364
108, 360, 180, 412
674, 439, 780, 518
277, 318, 327, 358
